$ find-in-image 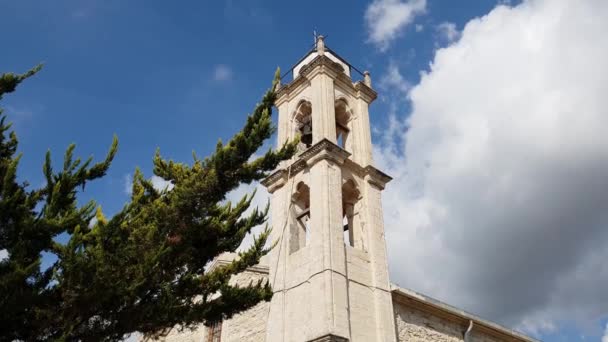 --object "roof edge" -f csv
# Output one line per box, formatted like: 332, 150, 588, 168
390, 284, 539, 341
